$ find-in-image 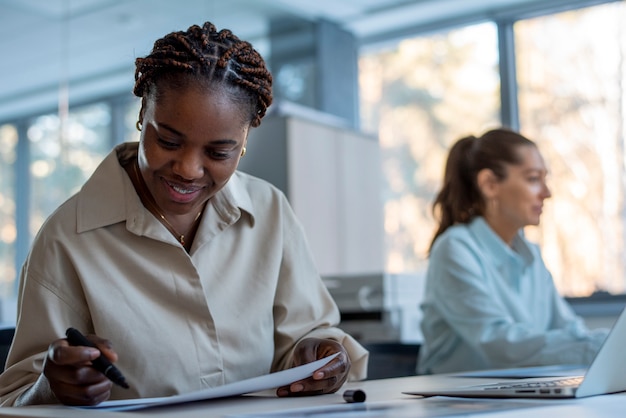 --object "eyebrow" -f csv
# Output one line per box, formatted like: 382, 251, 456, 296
157, 122, 185, 137
157, 123, 238, 145
522, 167, 547, 174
